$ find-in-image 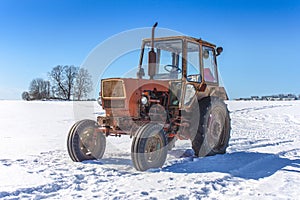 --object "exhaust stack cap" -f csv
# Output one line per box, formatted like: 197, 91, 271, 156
151, 22, 158, 50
